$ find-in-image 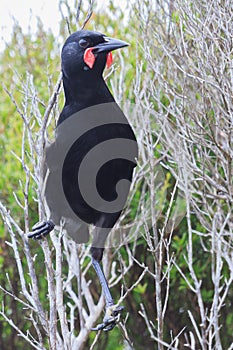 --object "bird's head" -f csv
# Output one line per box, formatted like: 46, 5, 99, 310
61, 30, 129, 79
